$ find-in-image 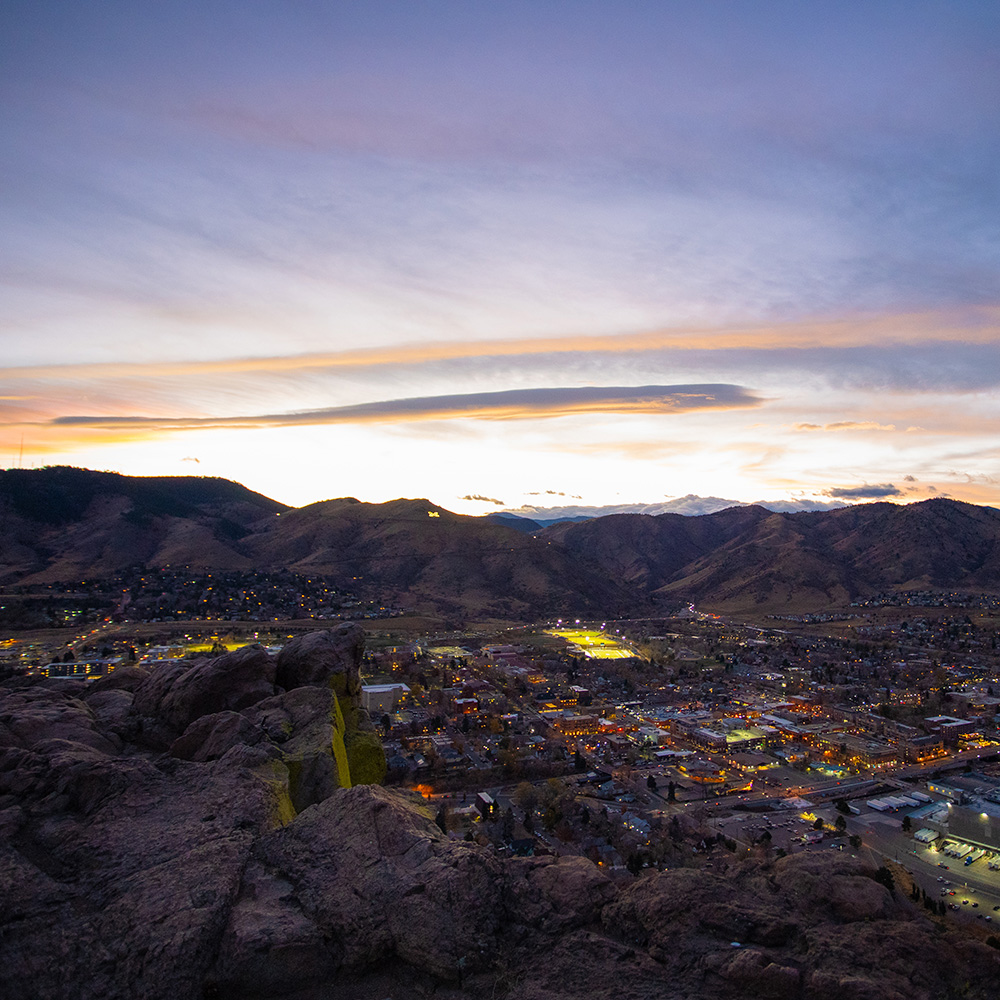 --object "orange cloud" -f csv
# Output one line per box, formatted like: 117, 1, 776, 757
794, 421, 896, 432
1, 305, 997, 383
